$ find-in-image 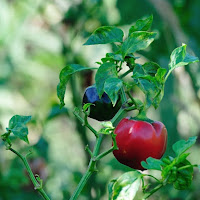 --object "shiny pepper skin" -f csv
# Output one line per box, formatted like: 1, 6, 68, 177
82, 85, 121, 121
113, 118, 167, 170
